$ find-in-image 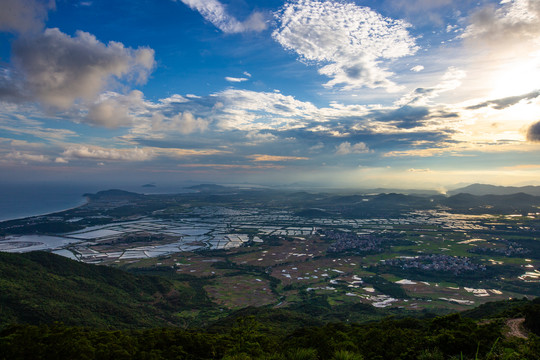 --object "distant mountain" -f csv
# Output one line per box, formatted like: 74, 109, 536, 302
448, 183, 540, 196
294, 208, 333, 218
442, 192, 540, 214
84, 189, 142, 199
364, 188, 442, 196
